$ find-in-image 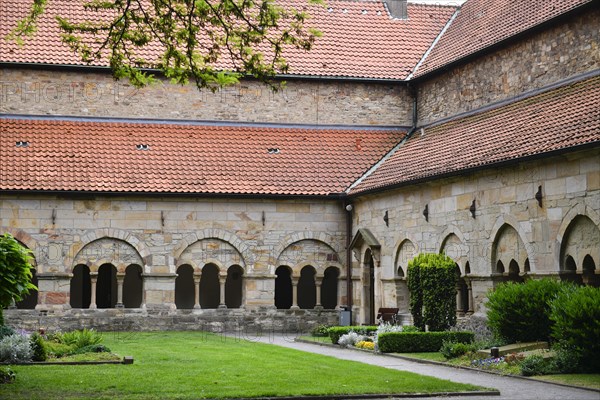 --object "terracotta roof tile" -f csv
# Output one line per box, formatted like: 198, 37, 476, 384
414, 0, 593, 77
0, 0, 456, 80
0, 119, 405, 196
350, 76, 600, 194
